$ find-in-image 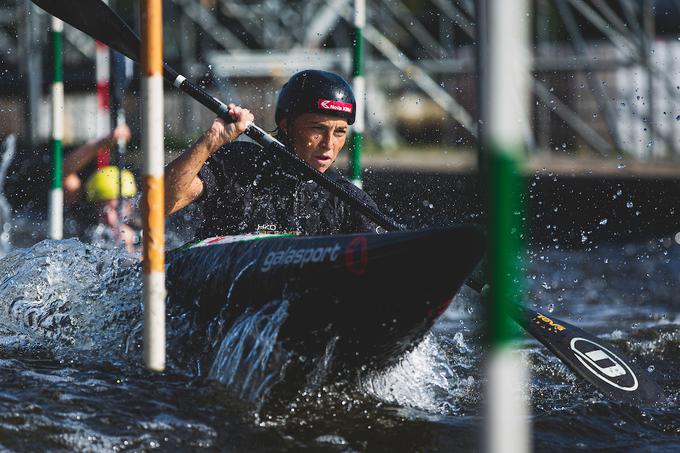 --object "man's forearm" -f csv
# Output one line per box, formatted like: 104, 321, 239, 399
164, 133, 221, 215
63, 135, 112, 176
